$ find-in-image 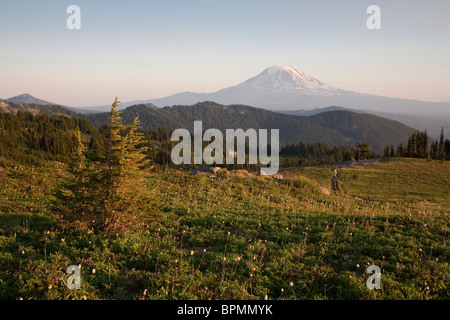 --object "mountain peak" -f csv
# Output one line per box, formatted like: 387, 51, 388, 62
266, 64, 303, 73
5, 93, 57, 105
236, 65, 341, 96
